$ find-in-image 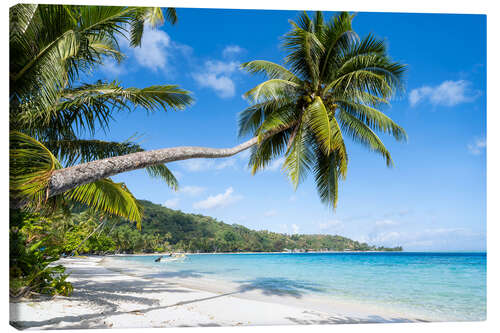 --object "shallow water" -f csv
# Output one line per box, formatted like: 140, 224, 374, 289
112, 252, 486, 322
